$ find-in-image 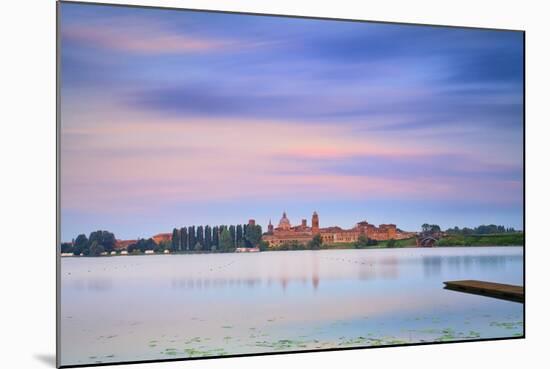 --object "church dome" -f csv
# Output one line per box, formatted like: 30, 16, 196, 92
278, 212, 291, 229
